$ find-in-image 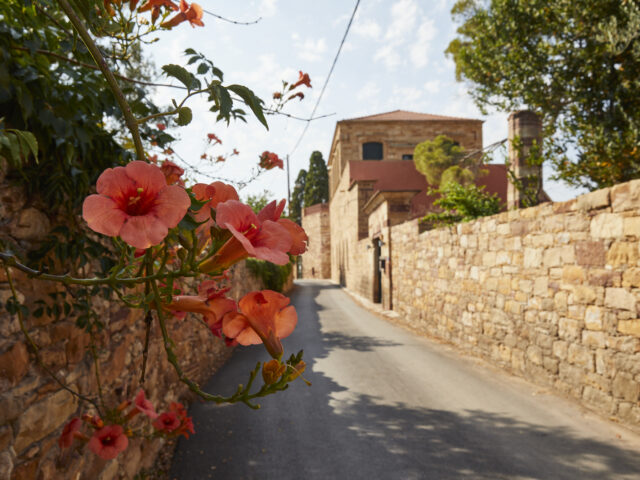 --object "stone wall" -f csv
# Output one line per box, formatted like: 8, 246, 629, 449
301, 203, 331, 279
0, 176, 295, 479
389, 180, 640, 427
